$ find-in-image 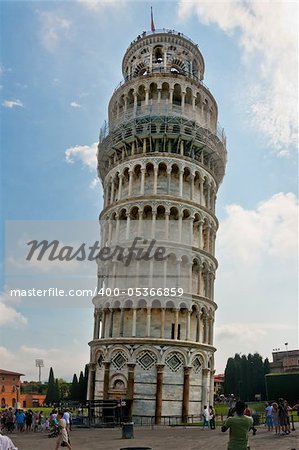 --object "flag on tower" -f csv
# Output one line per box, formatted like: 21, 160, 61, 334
151, 6, 155, 32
